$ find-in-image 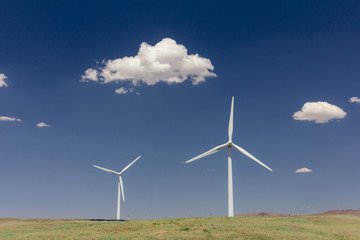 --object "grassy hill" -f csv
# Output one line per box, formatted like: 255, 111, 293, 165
1, 212, 360, 239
